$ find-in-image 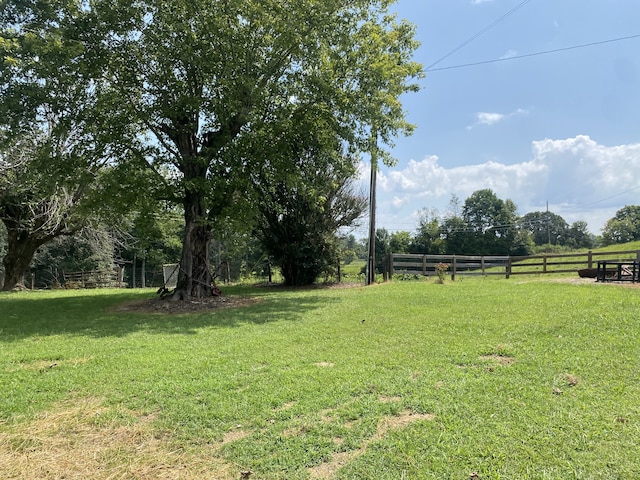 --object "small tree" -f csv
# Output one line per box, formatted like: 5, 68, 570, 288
410, 208, 445, 254
601, 206, 640, 245
338, 234, 364, 265
374, 228, 391, 274
253, 142, 367, 286
390, 231, 412, 254
566, 221, 594, 249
